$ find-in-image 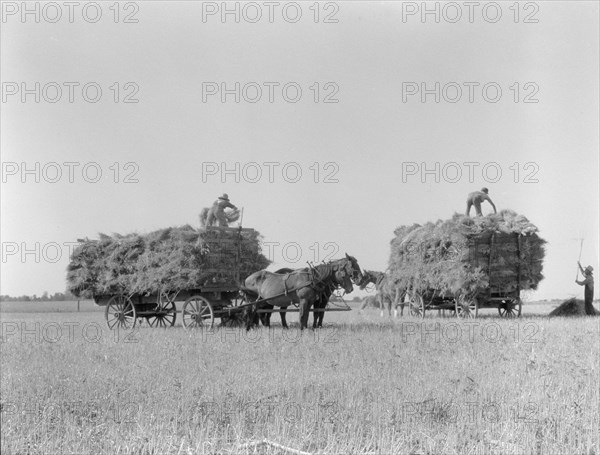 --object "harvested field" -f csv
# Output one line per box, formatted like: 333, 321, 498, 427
1, 305, 598, 454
